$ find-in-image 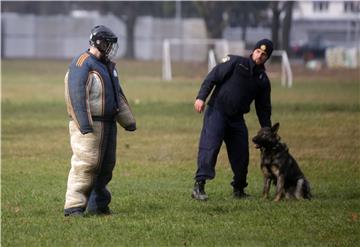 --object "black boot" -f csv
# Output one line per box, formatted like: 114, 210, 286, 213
231, 181, 250, 198
233, 187, 250, 198
87, 206, 112, 216
64, 207, 85, 217
192, 180, 208, 201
